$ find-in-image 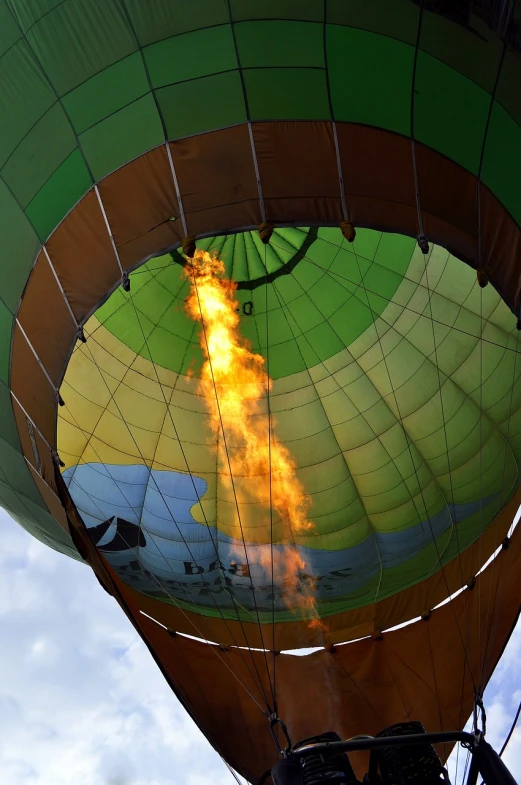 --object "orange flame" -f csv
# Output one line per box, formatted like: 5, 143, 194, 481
184, 250, 325, 630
